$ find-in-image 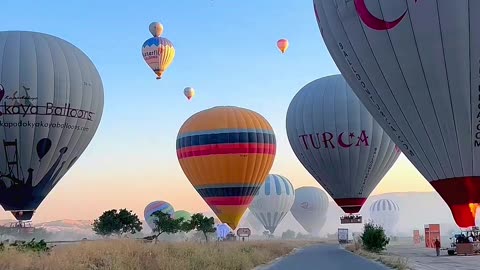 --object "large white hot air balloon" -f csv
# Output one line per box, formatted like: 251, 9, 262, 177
313, 0, 480, 228
290, 186, 329, 235
369, 199, 400, 236
286, 75, 400, 214
249, 174, 295, 234
0, 31, 104, 221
